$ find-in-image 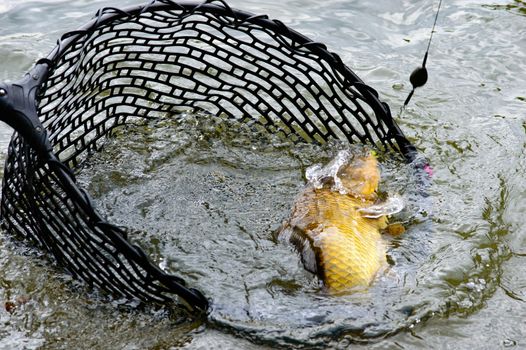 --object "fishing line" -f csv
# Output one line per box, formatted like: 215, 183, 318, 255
400, 0, 443, 112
